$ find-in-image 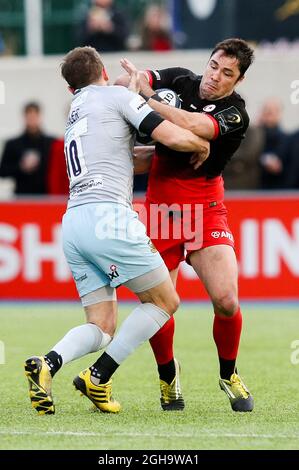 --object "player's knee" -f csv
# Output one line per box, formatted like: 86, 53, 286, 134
164, 291, 180, 316
88, 316, 116, 336
155, 291, 180, 316
213, 292, 238, 317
